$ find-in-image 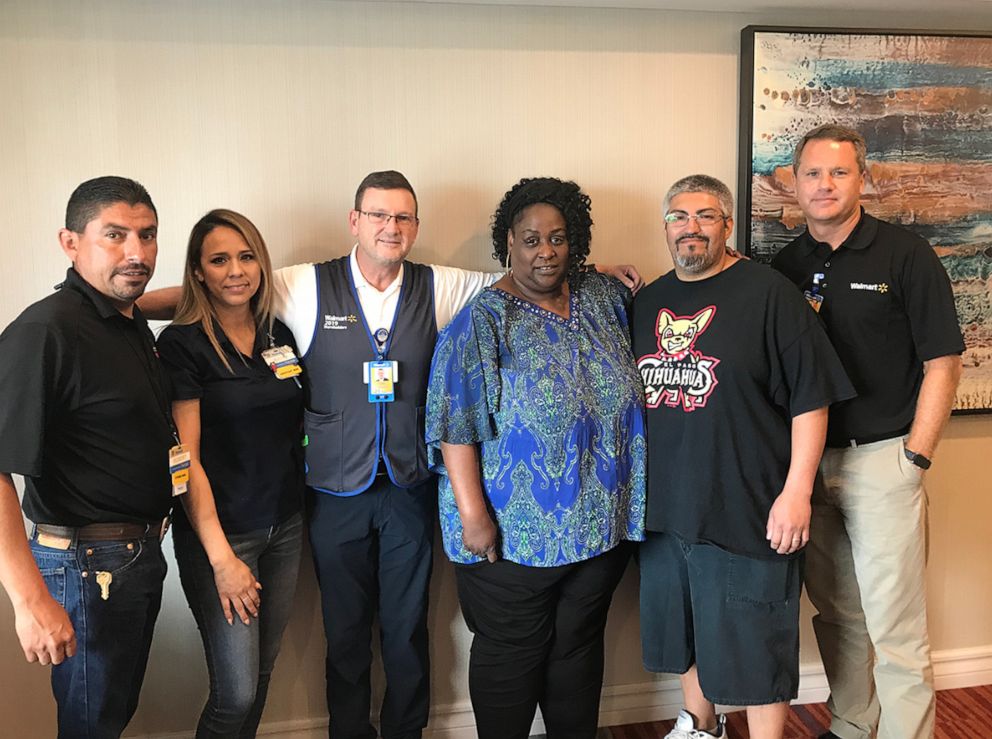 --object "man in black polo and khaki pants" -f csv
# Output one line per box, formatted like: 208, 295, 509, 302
0, 176, 176, 738
772, 125, 964, 739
